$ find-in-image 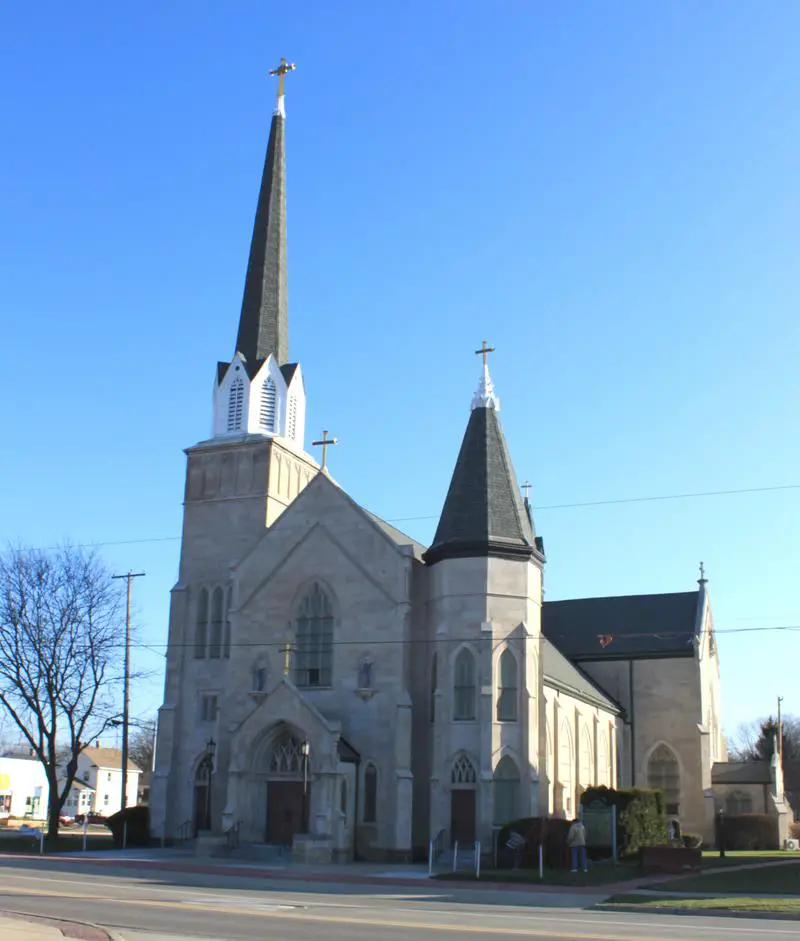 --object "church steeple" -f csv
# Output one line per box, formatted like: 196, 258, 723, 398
424, 353, 543, 566
235, 58, 295, 367
212, 59, 306, 447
